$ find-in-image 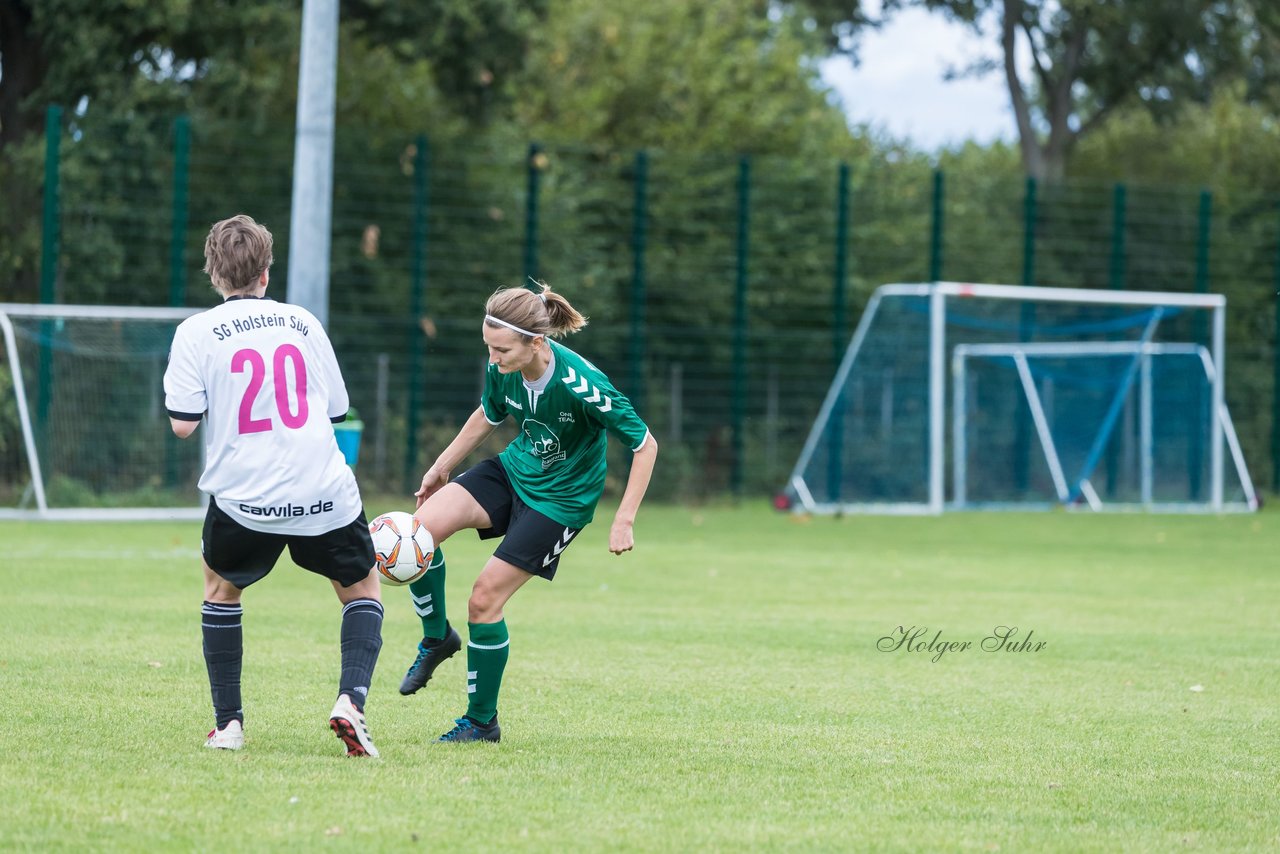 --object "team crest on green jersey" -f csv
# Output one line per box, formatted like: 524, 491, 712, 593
521, 419, 567, 468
